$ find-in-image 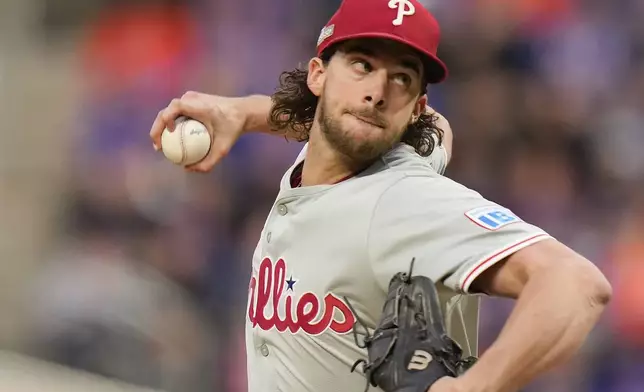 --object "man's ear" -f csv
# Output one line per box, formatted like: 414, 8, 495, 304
307, 57, 326, 97
415, 95, 428, 117
411, 94, 428, 122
